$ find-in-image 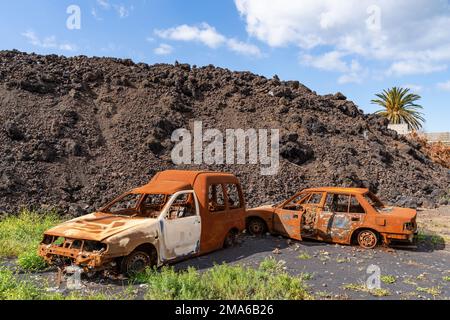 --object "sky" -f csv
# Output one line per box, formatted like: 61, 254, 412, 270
1, 0, 450, 132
